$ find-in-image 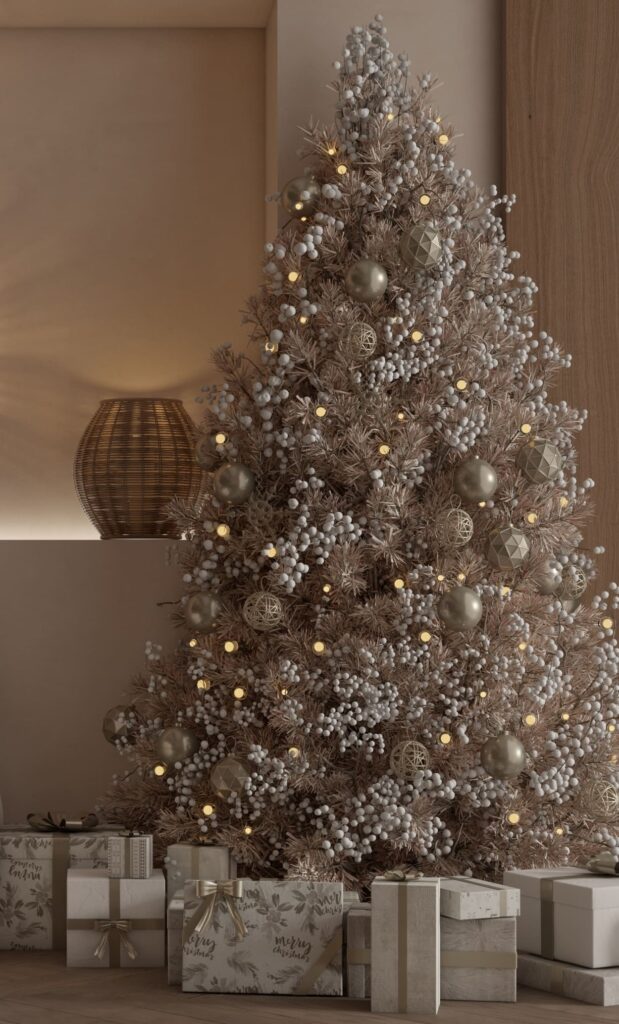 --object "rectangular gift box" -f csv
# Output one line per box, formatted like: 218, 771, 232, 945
346, 904, 371, 998
66, 868, 165, 967
502, 868, 594, 962
165, 843, 236, 900
440, 876, 520, 920
181, 878, 343, 994
0, 827, 117, 950
107, 834, 153, 879
518, 952, 619, 1006
371, 875, 440, 1015
167, 888, 184, 985
441, 915, 517, 1001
